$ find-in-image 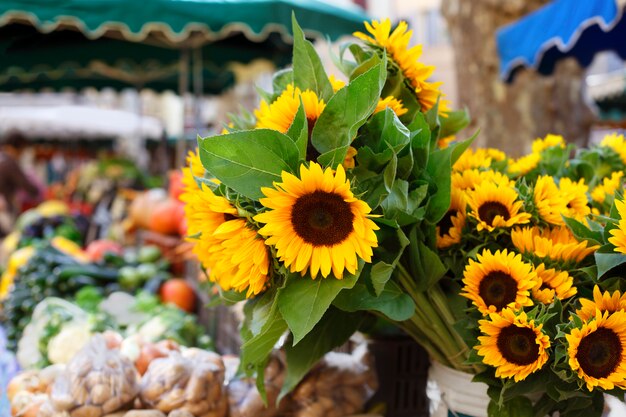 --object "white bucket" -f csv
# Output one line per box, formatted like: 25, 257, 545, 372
427, 361, 489, 417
